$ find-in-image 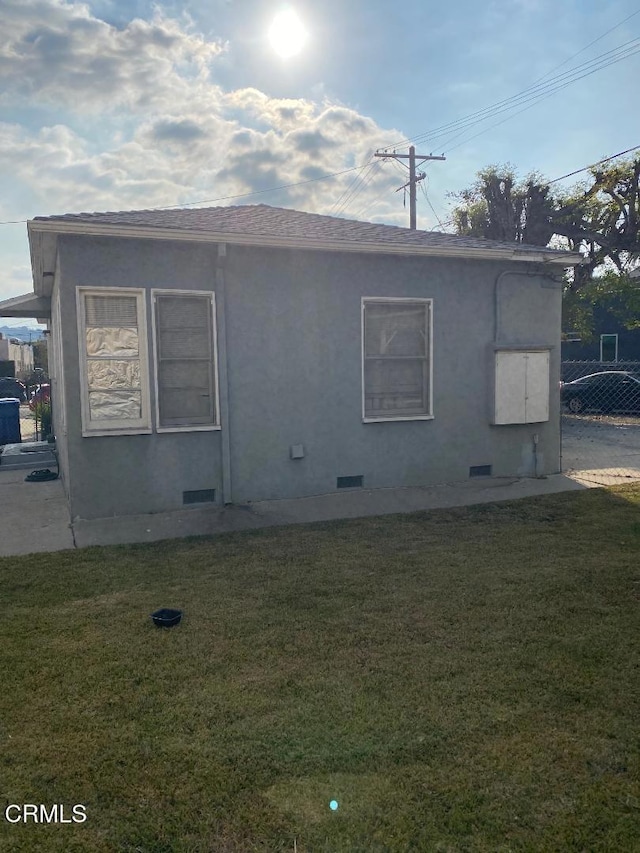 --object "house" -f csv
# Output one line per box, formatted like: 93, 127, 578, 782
562, 267, 640, 363
0, 204, 581, 525
0, 332, 34, 379
562, 306, 640, 363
